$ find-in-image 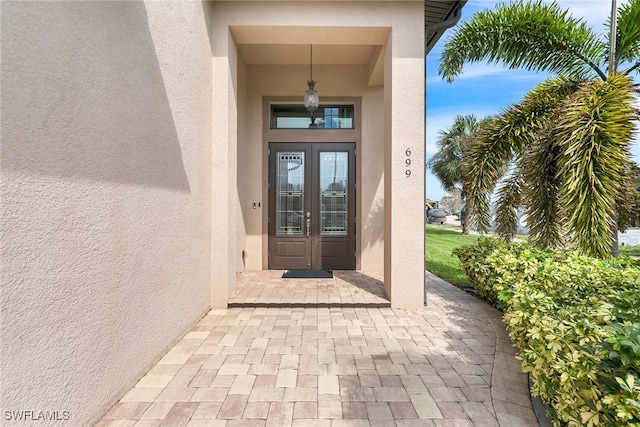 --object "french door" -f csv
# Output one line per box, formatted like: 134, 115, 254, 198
268, 142, 356, 270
